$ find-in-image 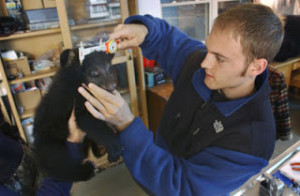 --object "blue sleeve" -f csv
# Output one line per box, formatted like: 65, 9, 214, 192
0, 185, 18, 196
0, 178, 72, 196
35, 177, 72, 196
120, 118, 268, 196
65, 141, 85, 161
36, 142, 84, 196
125, 15, 206, 82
